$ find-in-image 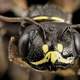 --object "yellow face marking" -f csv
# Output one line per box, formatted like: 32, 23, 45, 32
31, 51, 51, 65
56, 43, 63, 52
31, 58, 48, 65
31, 51, 59, 65
42, 44, 49, 53
50, 51, 59, 64
31, 43, 73, 65
58, 54, 74, 64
